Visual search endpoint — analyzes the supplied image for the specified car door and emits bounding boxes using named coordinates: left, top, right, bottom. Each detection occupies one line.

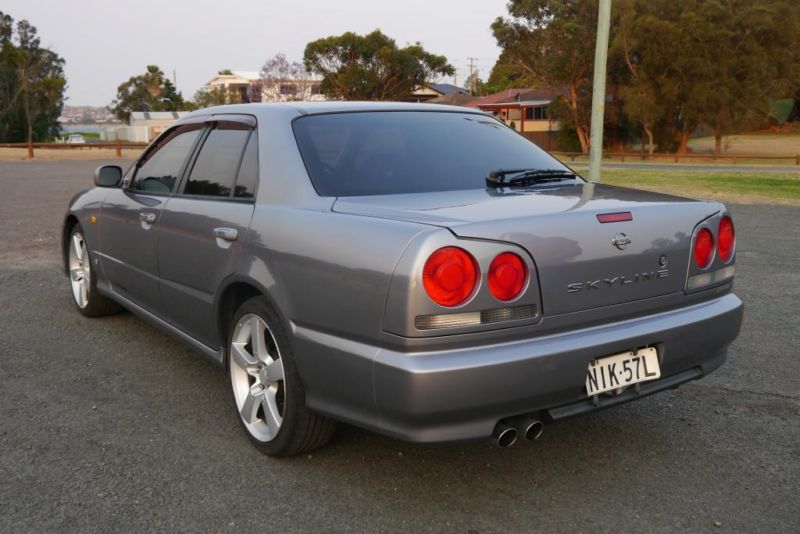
left=99, top=124, right=203, bottom=312
left=157, top=117, right=258, bottom=348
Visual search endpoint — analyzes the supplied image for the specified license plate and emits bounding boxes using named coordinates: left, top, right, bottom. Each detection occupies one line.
left=585, top=347, right=661, bottom=396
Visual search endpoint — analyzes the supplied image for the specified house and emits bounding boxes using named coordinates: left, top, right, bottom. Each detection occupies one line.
left=405, top=82, right=469, bottom=102
left=100, top=111, right=191, bottom=143
left=205, top=70, right=326, bottom=103
left=465, top=88, right=564, bottom=149
left=129, top=111, right=192, bottom=142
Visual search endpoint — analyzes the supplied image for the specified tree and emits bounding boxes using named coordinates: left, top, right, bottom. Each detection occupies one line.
left=303, top=30, right=454, bottom=100
left=192, top=85, right=236, bottom=108
left=492, top=1, right=601, bottom=153
left=110, top=65, right=192, bottom=122
left=0, top=11, right=66, bottom=143
left=260, top=53, right=311, bottom=101
left=617, top=0, right=800, bottom=154
left=484, top=48, right=537, bottom=94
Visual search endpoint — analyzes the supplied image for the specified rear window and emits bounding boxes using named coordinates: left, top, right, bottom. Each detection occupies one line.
left=292, top=111, right=568, bottom=197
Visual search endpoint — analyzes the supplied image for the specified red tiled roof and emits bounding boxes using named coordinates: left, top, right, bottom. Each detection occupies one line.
left=465, top=87, right=566, bottom=108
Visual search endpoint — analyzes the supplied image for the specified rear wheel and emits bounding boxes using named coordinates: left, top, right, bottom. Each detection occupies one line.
left=67, top=223, right=120, bottom=317
left=227, top=296, right=336, bottom=456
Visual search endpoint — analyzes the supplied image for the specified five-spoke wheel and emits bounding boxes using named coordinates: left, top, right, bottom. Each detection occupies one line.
left=68, top=230, right=91, bottom=309
left=229, top=313, right=287, bottom=442
left=66, top=223, right=119, bottom=317
left=227, top=297, right=336, bottom=455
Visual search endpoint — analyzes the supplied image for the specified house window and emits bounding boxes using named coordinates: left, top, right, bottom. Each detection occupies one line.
left=525, top=106, right=549, bottom=120
left=280, top=84, right=298, bottom=96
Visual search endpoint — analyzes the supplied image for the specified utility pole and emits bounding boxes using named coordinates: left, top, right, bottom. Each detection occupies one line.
left=588, top=0, right=612, bottom=182
left=466, top=57, right=478, bottom=95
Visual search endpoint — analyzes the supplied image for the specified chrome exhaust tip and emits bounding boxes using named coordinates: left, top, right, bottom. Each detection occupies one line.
left=523, top=419, right=544, bottom=441
left=493, top=422, right=518, bottom=447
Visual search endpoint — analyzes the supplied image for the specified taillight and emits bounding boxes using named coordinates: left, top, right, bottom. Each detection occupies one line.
left=718, top=216, right=735, bottom=262
left=488, top=252, right=527, bottom=301
left=422, top=247, right=478, bottom=307
left=694, top=228, right=714, bottom=269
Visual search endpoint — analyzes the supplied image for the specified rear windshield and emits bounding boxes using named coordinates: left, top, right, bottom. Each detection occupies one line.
left=292, top=111, right=570, bottom=196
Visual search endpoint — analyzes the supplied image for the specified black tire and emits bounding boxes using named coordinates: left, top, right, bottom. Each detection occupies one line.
left=227, top=296, right=336, bottom=456
left=67, top=223, right=121, bottom=317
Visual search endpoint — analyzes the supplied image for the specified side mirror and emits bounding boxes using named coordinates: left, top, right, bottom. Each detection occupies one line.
left=94, top=165, right=123, bottom=188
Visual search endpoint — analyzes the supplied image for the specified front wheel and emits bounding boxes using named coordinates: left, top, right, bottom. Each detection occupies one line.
left=227, top=296, right=336, bottom=456
left=67, top=223, right=120, bottom=317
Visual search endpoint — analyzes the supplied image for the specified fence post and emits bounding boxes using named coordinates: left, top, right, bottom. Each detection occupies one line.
left=27, top=140, right=33, bottom=159
left=796, top=154, right=799, bottom=166
left=115, top=140, right=122, bottom=158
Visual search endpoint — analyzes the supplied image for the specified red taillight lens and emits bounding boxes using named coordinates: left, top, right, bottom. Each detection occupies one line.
left=488, top=252, right=527, bottom=301
left=718, top=216, right=735, bottom=262
left=422, top=247, right=478, bottom=307
left=694, top=228, right=714, bottom=269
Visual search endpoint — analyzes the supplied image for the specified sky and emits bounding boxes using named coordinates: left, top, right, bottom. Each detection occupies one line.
left=2, top=0, right=509, bottom=107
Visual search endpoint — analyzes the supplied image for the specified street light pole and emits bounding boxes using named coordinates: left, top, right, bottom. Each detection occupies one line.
left=588, top=0, right=612, bottom=182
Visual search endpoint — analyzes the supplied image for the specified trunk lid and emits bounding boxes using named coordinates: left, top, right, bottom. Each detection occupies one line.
left=333, top=183, right=720, bottom=315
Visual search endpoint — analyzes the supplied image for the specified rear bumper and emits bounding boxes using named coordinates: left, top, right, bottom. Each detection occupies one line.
left=372, top=293, right=743, bottom=443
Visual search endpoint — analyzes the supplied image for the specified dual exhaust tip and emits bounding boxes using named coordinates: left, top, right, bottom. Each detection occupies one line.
left=493, top=417, right=544, bottom=447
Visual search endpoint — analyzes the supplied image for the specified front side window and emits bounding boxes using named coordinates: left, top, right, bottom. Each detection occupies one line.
left=132, top=127, right=201, bottom=194
left=292, top=111, right=569, bottom=197
left=184, top=126, right=251, bottom=198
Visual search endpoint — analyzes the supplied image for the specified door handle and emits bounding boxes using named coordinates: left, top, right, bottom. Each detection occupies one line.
left=213, top=227, right=238, bottom=242
left=139, top=212, right=157, bottom=224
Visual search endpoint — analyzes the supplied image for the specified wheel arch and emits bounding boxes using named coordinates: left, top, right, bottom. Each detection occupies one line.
left=214, top=276, right=292, bottom=368
left=62, top=214, right=80, bottom=274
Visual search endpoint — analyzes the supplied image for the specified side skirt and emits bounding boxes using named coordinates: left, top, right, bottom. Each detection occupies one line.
left=97, top=281, right=225, bottom=368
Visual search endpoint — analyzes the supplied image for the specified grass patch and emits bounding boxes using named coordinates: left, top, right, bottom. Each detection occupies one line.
left=574, top=168, right=800, bottom=205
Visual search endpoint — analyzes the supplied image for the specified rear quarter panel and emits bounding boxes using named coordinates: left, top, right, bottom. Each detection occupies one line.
left=242, top=206, right=427, bottom=426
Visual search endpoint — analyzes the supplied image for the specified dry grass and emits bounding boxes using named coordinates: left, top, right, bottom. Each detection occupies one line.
left=577, top=167, right=800, bottom=206
left=0, top=147, right=144, bottom=161
left=688, top=133, right=800, bottom=156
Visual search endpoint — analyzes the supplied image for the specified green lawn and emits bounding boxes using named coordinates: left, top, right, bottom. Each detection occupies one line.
left=574, top=168, right=800, bottom=205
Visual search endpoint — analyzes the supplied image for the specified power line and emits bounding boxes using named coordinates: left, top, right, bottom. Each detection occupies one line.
left=466, top=57, right=479, bottom=95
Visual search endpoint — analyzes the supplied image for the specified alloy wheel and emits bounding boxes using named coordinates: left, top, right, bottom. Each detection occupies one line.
left=229, top=314, right=287, bottom=442
left=68, top=231, right=91, bottom=308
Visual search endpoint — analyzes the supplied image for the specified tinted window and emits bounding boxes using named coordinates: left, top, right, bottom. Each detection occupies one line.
left=292, top=111, right=570, bottom=197
left=234, top=132, right=258, bottom=199
left=132, top=128, right=201, bottom=193
left=184, top=127, right=250, bottom=197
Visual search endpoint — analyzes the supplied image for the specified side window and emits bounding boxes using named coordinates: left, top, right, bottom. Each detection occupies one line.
left=184, top=125, right=250, bottom=198
left=132, top=127, right=201, bottom=193
left=234, top=131, right=258, bottom=199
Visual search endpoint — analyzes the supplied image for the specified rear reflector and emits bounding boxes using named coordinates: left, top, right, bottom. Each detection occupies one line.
left=686, top=265, right=735, bottom=290
left=415, top=304, right=538, bottom=330
left=597, top=212, right=633, bottom=223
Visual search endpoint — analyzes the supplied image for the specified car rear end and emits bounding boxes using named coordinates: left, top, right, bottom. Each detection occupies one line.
left=292, top=106, right=743, bottom=444
left=366, top=201, right=741, bottom=444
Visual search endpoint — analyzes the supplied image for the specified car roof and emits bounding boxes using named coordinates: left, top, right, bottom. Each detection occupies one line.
left=187, top=101, right=486, bottom=119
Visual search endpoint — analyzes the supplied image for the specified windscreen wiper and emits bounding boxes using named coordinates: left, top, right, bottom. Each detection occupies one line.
left=486, top=168, right=578, bottom=187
